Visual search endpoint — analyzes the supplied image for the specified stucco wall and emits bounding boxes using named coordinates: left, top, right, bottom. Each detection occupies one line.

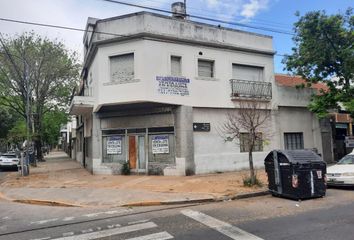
left=93, top=12, right=273, bottom=53
left=193, top=108, right=273, bottom=174
left=94, top=39, right=274, bottom=110
left=275, top=107, right=323, bottom=155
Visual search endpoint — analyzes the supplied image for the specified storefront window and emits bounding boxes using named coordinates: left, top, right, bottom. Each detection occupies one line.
left=102, top=135, right=126, bottom=163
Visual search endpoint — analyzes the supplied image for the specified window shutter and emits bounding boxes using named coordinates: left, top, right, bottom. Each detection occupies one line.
left=232, top=64, right=263, bottom=81
left=110, top=53, right=134, bottom=82
left=171, top=56, right=182, bottom=76
left=198, top=60, right=214, bottom=77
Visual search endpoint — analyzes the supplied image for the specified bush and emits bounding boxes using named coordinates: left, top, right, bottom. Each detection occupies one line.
left=121, top=162, right=130, bottom=175
left=243, top=175, right=263, bottom=187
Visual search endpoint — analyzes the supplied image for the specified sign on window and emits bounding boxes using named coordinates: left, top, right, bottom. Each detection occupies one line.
left=152, top=135, right=169, bottom=154
left=107, top=136, right=122, bottom=155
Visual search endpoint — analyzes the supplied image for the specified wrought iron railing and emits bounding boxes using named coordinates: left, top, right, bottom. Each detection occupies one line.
left=230, top=79, right=272, bottom=100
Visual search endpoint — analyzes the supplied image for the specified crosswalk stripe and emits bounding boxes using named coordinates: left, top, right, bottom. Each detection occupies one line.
left=125, top=231, right=174, bottom=240
left=52, top=222, right=157, bottom=240
left=181, top=209, right=263, bottom=240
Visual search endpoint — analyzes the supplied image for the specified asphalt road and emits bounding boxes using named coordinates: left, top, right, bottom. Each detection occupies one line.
left=0, top=188, right=353, bottom=240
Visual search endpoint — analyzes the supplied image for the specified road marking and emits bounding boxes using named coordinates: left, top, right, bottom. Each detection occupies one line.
left=81, top=228, right=93, bottom=233
left=52, top=222, right=157, bottom=240
left=107, top=224, right=121, bottom=229
left=181, top=209, right=263, bottom=240
left=83, top=209, right=129, bottom=218
left=30, top=209, right=130, bottom=225
left=128, top=219, right=150, bottom=225
left=62, top=232, right=74, bottom=237
left=31, top=218, right=59, bottom=225
left=30, top=237, right=51, bottom=240
left=125, top=231, right=174, bottom=240
left=63, top=217, right=75, bottom=221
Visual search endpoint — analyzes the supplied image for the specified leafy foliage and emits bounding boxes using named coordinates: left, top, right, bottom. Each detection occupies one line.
left=283, top=8, right=354, bottom=117
left=0, top=32, right=80, bottom=161
left=42, top=109, right=69, bottom=146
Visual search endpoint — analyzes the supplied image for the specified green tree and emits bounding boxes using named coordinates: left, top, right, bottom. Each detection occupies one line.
left=0, top=106, right=18, bottom=139
left=0, top=32, right=80, bottom=164
left=283, top=8, right=354, bottom=118
left=42, top=109, right=69, bottom=147
left=7, top=120, right=26, bottom=145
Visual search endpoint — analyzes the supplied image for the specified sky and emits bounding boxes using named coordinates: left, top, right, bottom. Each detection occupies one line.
left=0, top=0, right=352, bottom=73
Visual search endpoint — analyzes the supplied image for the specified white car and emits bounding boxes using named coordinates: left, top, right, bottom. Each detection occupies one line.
left=0, top=153, right=20, bottom=169
left=327, top=150, right=354, bottom=186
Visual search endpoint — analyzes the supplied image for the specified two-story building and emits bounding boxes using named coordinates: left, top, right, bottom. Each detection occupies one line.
left=69, top=3, right=326, bottom=175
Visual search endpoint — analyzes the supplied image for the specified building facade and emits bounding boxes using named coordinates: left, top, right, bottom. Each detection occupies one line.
left=69, top=8, right=325, bottom=175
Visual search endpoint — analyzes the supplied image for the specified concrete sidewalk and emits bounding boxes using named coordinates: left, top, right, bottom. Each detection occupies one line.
left=0, top=151, right=268, bottom=208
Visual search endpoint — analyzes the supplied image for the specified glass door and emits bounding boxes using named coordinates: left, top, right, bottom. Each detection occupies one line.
left=137, top=136, right=146, bottom=171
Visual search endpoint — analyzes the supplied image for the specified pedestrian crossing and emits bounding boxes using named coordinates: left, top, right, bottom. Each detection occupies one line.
left=28, top=209, right=263, bottom=240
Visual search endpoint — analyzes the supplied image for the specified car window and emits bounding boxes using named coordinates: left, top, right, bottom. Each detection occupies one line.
left=1, top=154, right=17, bottom=158
left=338, top=155, right=354, bottom=165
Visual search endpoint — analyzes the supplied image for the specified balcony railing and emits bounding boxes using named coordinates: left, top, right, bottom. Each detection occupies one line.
left=230, top=79, right=272, bottom=100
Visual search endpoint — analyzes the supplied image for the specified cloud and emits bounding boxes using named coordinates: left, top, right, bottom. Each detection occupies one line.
left=241, top=0, right=269, bottom=18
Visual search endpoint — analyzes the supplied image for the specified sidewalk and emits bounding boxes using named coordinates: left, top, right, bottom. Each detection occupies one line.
left=0, top=151, right=268, bottom=208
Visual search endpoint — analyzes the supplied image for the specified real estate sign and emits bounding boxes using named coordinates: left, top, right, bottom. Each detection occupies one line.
left=156, top=76, right=190, bottom=96
left=152, top=135, right=169, bottom=154
left=345, top=136, right=354, bottom=148
left=107, top=136, right=122, bottom=154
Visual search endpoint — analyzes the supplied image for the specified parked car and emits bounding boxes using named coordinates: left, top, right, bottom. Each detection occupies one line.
left=0, top=153, right=20, bottom=170
left=327, top=150, right=354, bottom=186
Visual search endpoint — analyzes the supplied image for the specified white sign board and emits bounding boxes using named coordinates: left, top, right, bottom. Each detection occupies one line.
left=152, top=135, right=169, bottom=154
left=345, top=136, right=354, bottom=148
left=156, top=76, right=190, bottom=96
left=107, top=136, right=122, bottom=155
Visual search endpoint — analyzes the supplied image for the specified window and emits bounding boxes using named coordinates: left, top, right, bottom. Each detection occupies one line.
left=102, top=135, right=126, bottom=163
left=232, top=64, right=263, bottom=82
left=240, top=133, right=263, bottom=152
left=198, top=59, right=214, bottom=78
left=110, top=53, right=134, bottom=82
left=171, top=56, right=182, bottom=76
left=284, top=132, right=304, bottom=150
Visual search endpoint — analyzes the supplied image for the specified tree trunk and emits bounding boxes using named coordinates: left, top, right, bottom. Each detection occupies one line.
left=248, top=147, right=256, bottom=185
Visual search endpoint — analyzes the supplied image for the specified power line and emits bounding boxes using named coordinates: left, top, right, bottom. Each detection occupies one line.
left=0, top=17, right=127, bottom=38
left=101, top=0, right=294, bottom=35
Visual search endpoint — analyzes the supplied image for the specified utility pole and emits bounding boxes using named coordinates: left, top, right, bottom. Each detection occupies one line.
left=23, top=60, right=31, bottom=175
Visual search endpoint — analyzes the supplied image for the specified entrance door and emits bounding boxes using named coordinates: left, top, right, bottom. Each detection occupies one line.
left=129, top=136, right=137, bottom=169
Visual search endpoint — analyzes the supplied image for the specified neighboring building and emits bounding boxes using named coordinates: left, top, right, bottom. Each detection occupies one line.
left=330, top=111, right=353, bottom=160
left=69, top=4, right=324, bottom=175
left=59, top=116, right=77, bottom=157
left=274, top=74, right=333, bottom=162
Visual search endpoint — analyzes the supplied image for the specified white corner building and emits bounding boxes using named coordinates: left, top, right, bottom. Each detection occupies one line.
left=69, top=3, right=326, bottom=175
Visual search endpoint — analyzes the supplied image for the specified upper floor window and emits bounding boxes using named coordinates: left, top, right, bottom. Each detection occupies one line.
left=232, top=64, right=263, bottom=82
left=198, top=59, right=214, bottom=78
left=110, top=53, right=134, bottom=83
left=171, top=56, right=182, bottom=76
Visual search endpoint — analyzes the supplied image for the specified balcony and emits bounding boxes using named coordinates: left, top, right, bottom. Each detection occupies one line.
left=69, top=96, right=95, bottom=115
left=230, top=79, right=272, bottom=100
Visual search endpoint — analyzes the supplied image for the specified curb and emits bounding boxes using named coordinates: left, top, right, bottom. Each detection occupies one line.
left=0, top=190, right=269, bottom=208
left=122, top=191, right=269, bottom=207
left=12, top=199, right=85, bottom=208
